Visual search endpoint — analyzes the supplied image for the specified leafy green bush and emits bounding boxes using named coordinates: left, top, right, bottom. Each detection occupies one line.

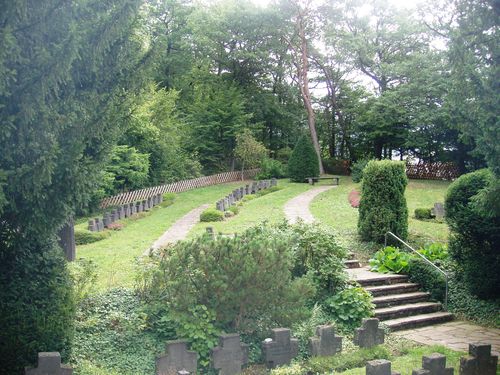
left=417, top=243, right=448, bottom=262
left=69, top=259, right=98, bottom=304
left=75, top=228, right=111, bottom=245
left=288, top=135, right=320, bottom=182
left=0, top=242, right=75, bottom=374
left=200, top=208, right=224, bottom=222
left=358, top=160, right=408, bottom=242
left=241, top=194, right=256, bottom=202
left=323, top=286, right=374, bottom=331
left=228, top=205, right=239, bottom=215
left=408, top=258, right=446, bottom=301
left=322, top=158, right=349, bottom=175
left=369, top=246, right=411, bottom=274
left=292, top=304, right=329, bottom=359
left=141, top=225, right=315, bottom=337
left=275, top=147, right=292, bottom=164
left=414, top=208, right=432, bottom=220
left=256, top=158, right=287, bottom=179
left=351, top=159, right=371, bottom=183
left=445, top=169, right=500, bottom=299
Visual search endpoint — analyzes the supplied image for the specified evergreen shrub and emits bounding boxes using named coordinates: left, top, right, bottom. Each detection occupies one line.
left=358, top=160, right=408, bottom=242
left=445, top=169, right=500, bottom=299
left=407, top=258, right=446, bottom=301
left=75, top=228, right=111, bottom=245
left=414, top=208, right=432, bottom=220
left=350, top=159, right=371, bottom=183
left=256, top=158, right=286, bottom=179
left=200, top=208, right=224, bottom=222
left=288, top=135, right=320, bottom=182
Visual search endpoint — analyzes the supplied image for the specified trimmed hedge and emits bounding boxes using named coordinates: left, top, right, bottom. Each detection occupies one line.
left=445, top=169, right=500, bottom=299
left=414, top=208, right=432, bottom=220
left=75, top=229, right=111, bottom=245
left=408, top=258, right=446, bottom=301
left=288, top=135, right=319, bottom=182
left=358, top=160, right=408, bottom=243
left=200, top=208, right=224, bottom=222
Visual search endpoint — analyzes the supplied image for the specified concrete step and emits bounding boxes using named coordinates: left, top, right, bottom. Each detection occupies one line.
left=355, top=273, right=409, bottom=287
left=365, top=282, right=420, bottom=296
left=375, top=302, right=442, bottom=320
left=383, top=312, right=454, bottom=331
left=373, top=291, right=430, bottom=308
left=344, top=259, right=362, bottom=269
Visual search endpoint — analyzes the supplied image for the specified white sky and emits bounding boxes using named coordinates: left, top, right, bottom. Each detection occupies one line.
left=250, top=0, right=425, bottom=9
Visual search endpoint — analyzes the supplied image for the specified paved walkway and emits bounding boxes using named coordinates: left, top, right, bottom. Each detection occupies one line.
left=284, top=185, right=335, bottom=223
left=393, top=321, right=500, bottom=354
left=143, top=203, right=210, bottom=255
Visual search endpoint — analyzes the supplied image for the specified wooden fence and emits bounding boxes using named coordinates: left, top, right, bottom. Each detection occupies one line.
left=100, top=169, right=259, bottom=208
left=406, top=162, right=459, bottom=180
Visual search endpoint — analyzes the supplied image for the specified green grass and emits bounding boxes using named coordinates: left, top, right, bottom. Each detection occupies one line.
left=187, top=180, right=312, bottom=238
left=310, top=177, right=450, bottom=260
left=76, top=181, right=247, bottom=289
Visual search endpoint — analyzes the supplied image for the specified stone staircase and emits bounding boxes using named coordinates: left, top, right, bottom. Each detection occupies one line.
left=345, top=255, right=453, bottom=331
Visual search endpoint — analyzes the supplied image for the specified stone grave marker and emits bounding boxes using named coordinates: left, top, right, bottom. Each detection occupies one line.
left=228, top=194, right=234, bottom=205
left=130, top=202, right=136, bottom=215
left=412, top=353, right=454, bottom=375
left=366, top=359, right=401, bottom=375
left=95, top=217, right=104, bottom=231
left=103, top=212, right=111, bottom=227
left=124, top=204, right=131, bottom=218
left=239, top=187, right=245, bottom=197
left=245, top=185, right=250, bottom=195
left=143, top=199, right=150, bottom=211
left=57, top=219, right=76, bottom=261
left=211, top=333, right=249, bottom=375
left=271, top=178, right=277, bottom=187
left=25, top=352, right=72, bottom=375
left=354, top=318, right=384, bottom=348
left=223, top=198, right=229, bottom=211
left=431, top=203, right=445, bottom=220
left=156, top=340, right=197, bottom=375
left=119, top=205, right=126, bottom=219
left=110, top=209, right=118, bottom=222
left=309, top=325, right=342, bottom=357
left=251, top=182, right=257, bottom=194
left=158, top=194, right=163, bottom=203
left=137, top=201, right=143, bottom=213
left=459, top=343, right=498, bottom=375
left=148, top=197, right=153, bottom=208
left=216, top=201, right=224, bottom=211
left=88, top=219, right=97, bottom=232
left=262, top=328, right=299, bottom=369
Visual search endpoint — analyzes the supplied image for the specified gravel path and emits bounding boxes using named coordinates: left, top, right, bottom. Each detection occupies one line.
left=143, top=203, right=210, bottom=255
left=283, top=185, right=335, bottom=224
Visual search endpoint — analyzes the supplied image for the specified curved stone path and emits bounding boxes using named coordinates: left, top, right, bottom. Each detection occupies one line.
left=143, top=203, right=211, bottom=255
left=284, top=185, right=335, bottom=224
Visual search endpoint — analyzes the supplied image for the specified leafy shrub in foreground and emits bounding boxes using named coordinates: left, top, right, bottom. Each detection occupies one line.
left=323, top=286, right=374, bottom=331
left=414, top=208, right=432, bottom=220
left=369, top=246, right=411, bottom=274
left=200, top=208, right=224, bottom=222
left=288, top=135, right=319, bottom=182
left=445, top=169, right=500, bottom=299
left=358, top=160, right=408, bottom=242
left=351, top=159, right=371, bottom=183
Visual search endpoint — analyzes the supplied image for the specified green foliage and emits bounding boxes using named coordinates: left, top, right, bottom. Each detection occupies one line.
left=323, top=286, right=374, bottom=331
left=369, top=246, right=411, bottom=274
left=445, top=169, right=500, bottom=299
left=200, top=208, right=225, bottom=222
left=255, top=185, right=283, bottom=197
left=141, top=224, right=315, bottom=337
left=322, top=158, right=349, bottom=175
left=292, top=304, right=329, bottom=359
left=288, top=135, right=320, bottom=182
left=275, top=147, right=293, bottom=164
left=417, top=243, right=448, bottom=262
left=174, top=305, right=219, bottom=368
left=75, top=229, right=111, bottom=245
left=105, top=145, right=150, bottom=194
left=256, top=158, right=287, bottom=179
left=69, top=259, right=98, bottom=305
left=228, top=205, right=240, bottom=215
left=235, top=129, right=268, bottom=174
left=351, top=159, right=371, bottom=183
left=408, top=258, right=446, bottom=302
left=160, top=193, right=177, bottom=208
left=72, top=288, right=162, bottom=375
left=0, top=240, right=75, bottom=374
left=414, top=208, right=432, bottom=220
left=358, top=160, right=408, bottom=242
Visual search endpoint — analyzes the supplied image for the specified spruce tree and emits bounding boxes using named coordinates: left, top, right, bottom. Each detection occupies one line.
left=288, top=135, right=320, bottom=182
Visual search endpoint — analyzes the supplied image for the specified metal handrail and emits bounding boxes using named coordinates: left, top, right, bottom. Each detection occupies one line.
left=384, top=231, right=448, bottom=310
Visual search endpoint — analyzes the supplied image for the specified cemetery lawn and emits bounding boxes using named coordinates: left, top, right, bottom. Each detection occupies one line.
left=76, top=181, right=246, bottom=289
left=187, top=180, right=312, bottom=238
left=310, top=177, right=450, bottom=261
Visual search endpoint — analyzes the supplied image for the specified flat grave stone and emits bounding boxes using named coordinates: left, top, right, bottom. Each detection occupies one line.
left=25, top=352, right=72, bottom=375
left=459, top=343, right=497, bottom=375
left=211, top=333, right=249, bottom=375
left=156, top=340, right=197, bottom=375
left=412, top=353, right=454, bottom=375
left=309, top=325, right=342, bottom=357
left=354, top=318, right=384, bottom=348
left=366, top=359, right=401, bottom=375
left=262, top=328, right=299, bottom=369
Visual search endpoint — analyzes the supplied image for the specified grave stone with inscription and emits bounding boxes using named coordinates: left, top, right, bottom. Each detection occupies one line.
left=412, top=353, right=454, bottom=375
left=95, top=218, right=104, bottom=231
left=88, top=219, right=97, bottom=232
left=431, top=203, right=445, bottom=220
left=156, top=340, right=197, bottom=375
left=459, top=343, right=497, bottom=375
left=25, top=352, right=72, bottom=375
left=354, top=318, right=384, bottom=348
left=211, top=334, right=249, bottom=375
left=309, top=325, right=342, bottom=357
left=366, top=359, right=401, bottom=375
left=262, top=328, right=299, bottom=369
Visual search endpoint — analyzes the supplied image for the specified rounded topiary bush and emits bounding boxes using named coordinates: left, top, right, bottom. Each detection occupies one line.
left=0, top=237, right=75, bottom=374
left=74, top=228, right=111, bottom=245
left=200, top=208, right=224, bottom=222
left=414, top=208, right=432, bottom=220
left=358, top=160, right=408, bottom=243
left=445, top=169, right=500, bottom=299
left=288, top=135, right=319, bottom=182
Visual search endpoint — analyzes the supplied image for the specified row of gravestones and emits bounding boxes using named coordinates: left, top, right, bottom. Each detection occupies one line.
left=215, top=179, right=277, bottom=212
left=24, top=318, right=498, bottom=375
left=87, top=194, right=164, bottom=231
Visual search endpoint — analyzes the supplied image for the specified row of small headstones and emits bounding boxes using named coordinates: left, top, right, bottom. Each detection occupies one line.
left=24, top=318, right=498, bottom=375
left=215, top=179, right=277, bottom=212
left=87, top=194, right=163, bottom=231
